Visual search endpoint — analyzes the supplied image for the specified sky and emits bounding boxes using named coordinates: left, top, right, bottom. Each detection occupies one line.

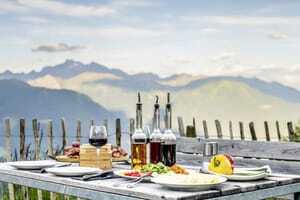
left=1, top=0, right=300, bottom=90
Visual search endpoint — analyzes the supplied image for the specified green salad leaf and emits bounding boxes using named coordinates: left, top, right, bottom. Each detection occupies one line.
left=141, top=163, right=170, bottom=174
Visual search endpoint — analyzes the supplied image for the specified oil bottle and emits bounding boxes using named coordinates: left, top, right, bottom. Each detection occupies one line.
left=161, top=93, right=176, bottom=166
left=131, top=92, right=147, bottom=169
left=150, top=96, right=162, bottom=164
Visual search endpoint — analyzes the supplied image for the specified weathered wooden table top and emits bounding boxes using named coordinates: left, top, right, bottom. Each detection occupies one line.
left=0, top=162, right=300, bottom=200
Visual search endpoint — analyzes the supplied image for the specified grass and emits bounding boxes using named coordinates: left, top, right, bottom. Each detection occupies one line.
left=1, top=183, right=78, bottom=200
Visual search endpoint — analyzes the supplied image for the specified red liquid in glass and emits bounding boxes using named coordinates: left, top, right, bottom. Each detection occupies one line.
left=89, top=138, right=107, bottom=147
left=150, top=142, right=161, bottom=164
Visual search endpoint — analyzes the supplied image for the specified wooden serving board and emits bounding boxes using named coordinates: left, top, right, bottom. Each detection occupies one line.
left=112, top=156, right=129, bottom=162
left=56, top=155, right=79, bottom=163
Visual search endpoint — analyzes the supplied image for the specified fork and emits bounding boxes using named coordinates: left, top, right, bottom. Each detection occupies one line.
left=113, top=173, right=151, bottom=187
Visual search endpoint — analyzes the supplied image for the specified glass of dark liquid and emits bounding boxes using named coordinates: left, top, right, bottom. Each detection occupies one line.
left=89, top=125, right=108, bottom=147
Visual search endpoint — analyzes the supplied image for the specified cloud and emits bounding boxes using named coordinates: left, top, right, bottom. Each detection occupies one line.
left=32, top=43, right=85, bottom=53
left=1, top=0, right=158, bottom=18
left=111, top=0, right=160, bottom=8
left=268, top=32, right=288, bottom=40
left=1, top=0, right=116, bottom=17
left=181, top=15, right=300, bottom=26
left=211, top=52, right=237, bottom=62
left=18, top=16, right=49, bottom=24
left=47, top=26, right=164, bottom=39
left=0, top=1, right=28, bottom=13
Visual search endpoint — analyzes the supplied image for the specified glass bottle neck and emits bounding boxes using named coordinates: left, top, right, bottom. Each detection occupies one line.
left=136, top=104, right=143, bottom=129
left=165, top=105, right=172, bottom=129
left=153, top=107, right=160, bottom=130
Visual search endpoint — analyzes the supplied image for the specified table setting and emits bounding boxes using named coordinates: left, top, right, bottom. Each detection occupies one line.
left=2, top=93, right=299, bottom=200
left=4, top=93, right=275, bottom=192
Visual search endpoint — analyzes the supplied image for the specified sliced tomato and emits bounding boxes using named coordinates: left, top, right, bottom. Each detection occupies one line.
left=224, top=154, right=234, bottom=170
left=124, top=171, right=142, bottom=177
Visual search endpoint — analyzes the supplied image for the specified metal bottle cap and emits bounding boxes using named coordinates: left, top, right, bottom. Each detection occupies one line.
left=203, top=142, right=218, bottom=156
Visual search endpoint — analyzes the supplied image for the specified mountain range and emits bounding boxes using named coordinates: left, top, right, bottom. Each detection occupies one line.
left=1, top=59, right=300, bottom=139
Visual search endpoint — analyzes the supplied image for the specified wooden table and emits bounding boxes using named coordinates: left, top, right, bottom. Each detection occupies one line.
left=0, top=163, right=300, bottom=200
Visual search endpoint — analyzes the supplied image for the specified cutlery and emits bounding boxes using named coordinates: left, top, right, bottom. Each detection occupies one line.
left=81, top=170, right=114, bottom=181
left=113, top=173, right=152, bottom=188
left=126, top=176, right=147, bottom=188
left=71, top=170, right=118, bottom=181
left=40, top=163, right=72, bottom=173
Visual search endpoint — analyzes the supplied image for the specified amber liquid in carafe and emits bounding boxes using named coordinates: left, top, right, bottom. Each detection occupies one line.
left=131, top=142, right=147, bottom=169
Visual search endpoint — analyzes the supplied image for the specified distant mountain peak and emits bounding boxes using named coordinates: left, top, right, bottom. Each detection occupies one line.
left=62, top=59, right=83, bottom=67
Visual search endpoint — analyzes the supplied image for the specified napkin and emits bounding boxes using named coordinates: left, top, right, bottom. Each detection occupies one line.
left=233, top=165, right=272, bottom=176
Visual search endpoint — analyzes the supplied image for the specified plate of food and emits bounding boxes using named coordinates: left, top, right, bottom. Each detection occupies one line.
left=56, top=142, right=80, bottom=163
left=152, top=173, right=227, bottom=191
left=115, top=163, right=191, bottom=181
left=207, top=154, right=271, bottom=181
left=46, top=167, right=101, bottom=177
left=114, top=169, right=148, bottom=180
left=8, top=160, right=56, bottom=170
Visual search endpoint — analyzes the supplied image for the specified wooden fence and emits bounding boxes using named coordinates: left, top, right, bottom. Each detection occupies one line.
left=177, top=117, right=299, bottom=142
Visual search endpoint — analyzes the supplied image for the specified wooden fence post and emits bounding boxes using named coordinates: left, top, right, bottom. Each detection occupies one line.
left=130, top=118, right=135, bottom=137
left=264, top=121, right=271, bottom=141
left=193, top=118, right=196, bottom=134
left=287, top=121, right=295, bottom=142
left=202, top=120, right=209, bottom=139
left=103, top=119, right=108, bottom=133
left=61, top=118, right=67, bottom=151
left=229, top=121, right=234, bottom=140
left=46, top=120, right=57, bottom=200
left=239, top=122, right=245, bottom=140
left=76, top=120, right=81, bottom=142
left=20, top=119, right=26, bottom=161
left=215, top=120, right=223, bottom=139
left=4, top=118, right=15, bottom=200
left=33, top=119, right=43, bottom=200
left=249, top=122, right=257, bottom=141
left=129, top=118, right=135, bottom=154
left=32, top=119, right=41, bottom=160
left=275, top=121, right=281, bottom=141
left=19, top=118, right=29, bottom=200
left=186, top=126, right=196, bottom=138
left=47, top=120, right=54, bottom=157
left=90, top=120, right=94, bottom=127
left=177, top=117, right=185, bottom=136
left=116, top=118, right=121, bottom=147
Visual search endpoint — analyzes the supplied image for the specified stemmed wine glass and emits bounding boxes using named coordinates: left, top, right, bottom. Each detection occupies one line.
left=89, top=125, right=108, bottom=166
left=89, top=125, right=108, bottom=147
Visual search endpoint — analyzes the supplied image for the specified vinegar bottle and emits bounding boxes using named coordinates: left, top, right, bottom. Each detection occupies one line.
left=161, top=93, right=176, bottom=166
left=131, top=92, right=147, bottom=169
left=150, top=96, right=162, bottom=164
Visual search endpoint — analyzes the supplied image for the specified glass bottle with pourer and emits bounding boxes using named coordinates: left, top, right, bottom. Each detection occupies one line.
left=161, top=93, right=176, bottom=166
left=150, top=96, right=162, bottom=164
left=131, top=92, right=147, bottom=170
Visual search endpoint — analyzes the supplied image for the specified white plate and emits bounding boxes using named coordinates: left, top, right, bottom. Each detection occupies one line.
left=8, top=160, right=56, bottom=170
left=208, top=168, right=270, bottom=181
left=152, top=173, right=227, bottom=191
left=46, top=167, right=101, bottom=177
left=220, top=172, right=269, bottom=181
